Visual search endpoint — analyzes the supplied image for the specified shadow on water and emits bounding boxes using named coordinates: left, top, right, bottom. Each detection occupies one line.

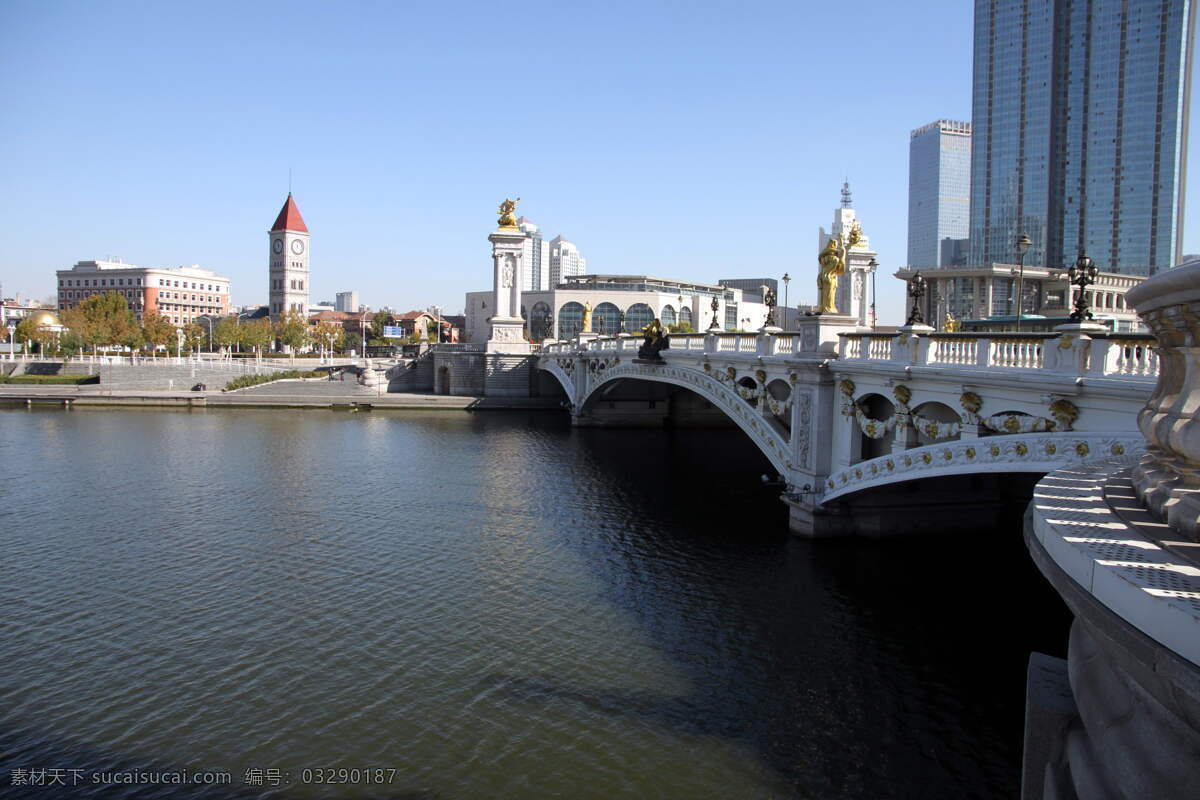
left=513, top=421, right=1074, bottom=799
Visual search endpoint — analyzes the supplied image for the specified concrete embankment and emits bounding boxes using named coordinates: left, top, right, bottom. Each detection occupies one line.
left=0, top=386, right=563, bottom=412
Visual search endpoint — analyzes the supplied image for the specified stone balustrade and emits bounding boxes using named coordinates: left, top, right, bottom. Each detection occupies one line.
left=542, top=329, right=1159, bottom=381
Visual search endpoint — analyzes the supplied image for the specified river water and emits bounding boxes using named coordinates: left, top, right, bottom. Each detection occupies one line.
left=0, top=408, right=1069, bottom=799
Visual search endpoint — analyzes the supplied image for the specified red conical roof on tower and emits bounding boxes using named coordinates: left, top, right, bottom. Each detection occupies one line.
left=270, top=193, right=308, bottom=233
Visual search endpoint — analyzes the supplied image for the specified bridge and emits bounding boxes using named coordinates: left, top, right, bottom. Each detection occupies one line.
left=538, top=324, right=1156, bottom=535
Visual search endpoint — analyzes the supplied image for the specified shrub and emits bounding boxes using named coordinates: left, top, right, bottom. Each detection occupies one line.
left=223, top=369, right=325, bottom=391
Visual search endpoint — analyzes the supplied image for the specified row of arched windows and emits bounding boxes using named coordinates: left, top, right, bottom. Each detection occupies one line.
left=527, top=302, right=692, bottom=340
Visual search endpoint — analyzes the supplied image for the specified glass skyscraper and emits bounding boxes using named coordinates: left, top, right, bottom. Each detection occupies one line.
left=970, top=0, right=1195, bottom=275
left=908, top=120, right=973, bottom=268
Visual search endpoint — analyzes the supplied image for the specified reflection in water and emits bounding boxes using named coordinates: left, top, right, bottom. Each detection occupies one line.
left=0, top=408, right=1069, bottom=799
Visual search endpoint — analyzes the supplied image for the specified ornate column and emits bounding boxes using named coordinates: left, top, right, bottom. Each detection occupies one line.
left=486, top=198, right=531, bottom=355
left=1126, top=261, right=1200, bottom=537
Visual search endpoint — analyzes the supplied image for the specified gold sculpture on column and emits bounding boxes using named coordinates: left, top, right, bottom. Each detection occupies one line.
left=497, top=198, right=521, bottom=231
left=581, top=301, right=593, bottom=333
left=816, top=237, right=847, bottom=314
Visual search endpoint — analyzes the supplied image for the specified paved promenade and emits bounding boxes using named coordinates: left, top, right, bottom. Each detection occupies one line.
left=0, top=379, right=562, bottom=411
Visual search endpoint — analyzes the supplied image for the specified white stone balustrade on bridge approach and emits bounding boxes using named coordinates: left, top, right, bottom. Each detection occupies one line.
left=538, top=325, right=1157, bottom=536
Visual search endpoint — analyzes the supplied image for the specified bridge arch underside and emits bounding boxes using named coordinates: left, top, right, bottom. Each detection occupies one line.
left=816, top=472, right=1045, bottom=538
left=574, top=375, right=790, bottom=476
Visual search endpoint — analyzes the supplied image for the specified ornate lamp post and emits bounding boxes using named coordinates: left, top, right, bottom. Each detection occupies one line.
left=1068, top=252, right=1100, bottom=322
left=708, top=296, right=720, bottom=331
left=781, top=273, right=790, bottom=329
left=868, top=257, right=878, bottom=330
left=905, top=271, right=928, bottom=326
left=1015, top=232, right=1031, bottom=331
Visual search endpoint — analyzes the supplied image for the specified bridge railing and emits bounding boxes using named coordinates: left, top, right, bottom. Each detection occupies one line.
left=540, top=329, right=1158, bottom=380
left=840, top=331, right=1157, bottom=378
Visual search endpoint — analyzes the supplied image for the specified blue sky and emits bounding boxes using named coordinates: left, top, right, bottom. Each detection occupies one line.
left=0, top=0, right=1194, bottom=323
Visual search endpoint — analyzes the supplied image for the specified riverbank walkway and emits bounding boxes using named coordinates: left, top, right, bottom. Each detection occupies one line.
left=0, top=380, right=562, bottom=411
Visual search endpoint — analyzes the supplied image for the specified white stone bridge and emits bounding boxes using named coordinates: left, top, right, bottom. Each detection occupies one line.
left=538, top=322, right=1157, bottom=535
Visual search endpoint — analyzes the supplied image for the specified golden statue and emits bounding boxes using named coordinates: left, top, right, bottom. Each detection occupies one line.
left=497, top=197, right=521, bottom=231
left=847, top=220, right=868, bottom=249
left=816, top=237, right=846, bottom=313
left=581, top=301, right=593, bottom=334
left=944, top=312, right=961, bottom=332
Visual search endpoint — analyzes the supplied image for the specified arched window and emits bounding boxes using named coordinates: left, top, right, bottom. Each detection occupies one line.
left=660, top=304, right=677, bottom=326
left=558, top=301, right=585, bottom=339
left=593, top=302, right=621, bottom=334
left=529, top=302, right=552, bottom=341
left=680, top=305, right=693, bottom=326
left=624, top=303, right=654, bottom=333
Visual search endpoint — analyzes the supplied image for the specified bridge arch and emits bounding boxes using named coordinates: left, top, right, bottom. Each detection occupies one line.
left=821, top=432, right=1145, bottom=506
left=911, top=400, right=961, bottom=444
left=576, top=364, right=793, bottom=476
left=852, top=392, right=895, bottom=461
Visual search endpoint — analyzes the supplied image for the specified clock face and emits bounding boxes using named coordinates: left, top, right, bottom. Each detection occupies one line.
left=290, top=239, right=305, bottom=255
left=272, top=239, right=283, bottom=254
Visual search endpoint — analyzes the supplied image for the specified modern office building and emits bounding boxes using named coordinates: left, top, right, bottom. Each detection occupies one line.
left=969, top=0, right=1196, bottom=275
left=518, top=217, right=551, bottom=291
left=908, top=120, right=972, bottom=269
left=548, top=235, right=587, bottom=287
left=56, top=259, right=232, bottom=325
left=335, top=291, right=359, bottom=313
left=268, top=193, right=310, bottom=318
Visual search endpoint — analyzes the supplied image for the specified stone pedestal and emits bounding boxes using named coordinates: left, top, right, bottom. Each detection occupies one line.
left=796, top=314, right=859, bottom=354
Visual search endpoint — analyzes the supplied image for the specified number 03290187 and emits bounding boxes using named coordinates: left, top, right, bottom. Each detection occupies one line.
left=301, top=768, right=398, bottom=785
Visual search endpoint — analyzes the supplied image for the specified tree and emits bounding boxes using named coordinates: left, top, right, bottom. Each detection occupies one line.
left=213, top=317, right=242, bottom=352
left=14, top=317, right=54, bottom=355
left=369, top=311, right=390, bottom=340
left=343, top=331, right=362, bottom=354
left=141, top=312, right=175, bottom=357
left=667, top=322, right=694, bottom=334
left=63, top=292, right=138, bottom=354
left=241, top=318, right=274, bottom=356
left=275, top=310, right=309, bottom=358
left=182, top=322, right=205, bottom=353
left=118, top=323, right=144, bottom=355
left=59, top=330, right=84, bottom=358
left=311, top=320, right=344, bottom=356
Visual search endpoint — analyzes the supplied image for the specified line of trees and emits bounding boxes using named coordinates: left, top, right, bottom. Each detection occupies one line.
left=18, top=292, right=385, bottom=358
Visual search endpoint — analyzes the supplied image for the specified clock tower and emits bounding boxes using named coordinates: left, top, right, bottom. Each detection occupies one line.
left=268, top=193, right=310, bottom=320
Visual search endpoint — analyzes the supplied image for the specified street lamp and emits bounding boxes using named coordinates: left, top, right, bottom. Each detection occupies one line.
left=361, top=310, right=369, bottom=359
left=1015, top=232, right=1031, bottom=332
left=781, top=273, right=790, bottom=330
left=1067, top=252, right=1100, bottom=322
left=708, top=296, right=720, bottom=331
left=905, top=271, right=928, bottom=326
left=868, top=258, right=878, bottom=330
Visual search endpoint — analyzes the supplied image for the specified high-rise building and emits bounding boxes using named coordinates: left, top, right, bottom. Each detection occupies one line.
left=335, top=291, right=359, bottom=313
left=969, top=0, right=1195, bottom=275
left=908, top=120, right=972, bottom=268
left=548, top=235, right=587, bottom=287
left=268, top=193, right=310, bottom=318
left=518, top=217, right=551, bottom=291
